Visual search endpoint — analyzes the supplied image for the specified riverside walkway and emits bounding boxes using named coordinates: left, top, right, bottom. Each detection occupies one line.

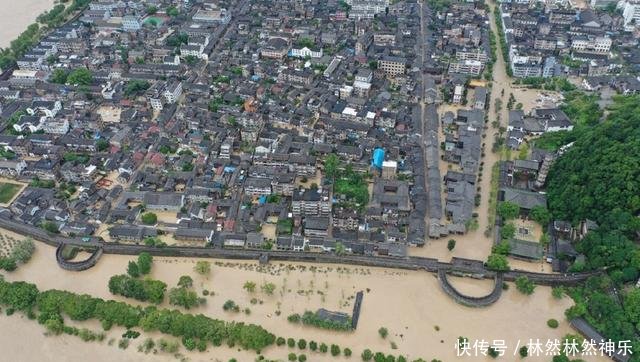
left=0, top=218, right=601, bottom=307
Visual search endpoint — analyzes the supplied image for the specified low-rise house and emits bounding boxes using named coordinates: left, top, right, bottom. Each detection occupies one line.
left=304, top=216, right=330, bottom=237
left=109, top=225, right=157, bottom=242
left=143, top=192, right=185, bottom=211
left=174, top=228, right=214, bottom=243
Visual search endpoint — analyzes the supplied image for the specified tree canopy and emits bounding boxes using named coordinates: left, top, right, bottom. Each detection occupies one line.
left=66, top=68, right=93, bottom=86
left=547, top=95, right=640, bottom=229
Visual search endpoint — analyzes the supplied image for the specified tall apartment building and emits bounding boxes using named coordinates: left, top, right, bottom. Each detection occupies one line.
left=622, top=0, right=640, bottom=31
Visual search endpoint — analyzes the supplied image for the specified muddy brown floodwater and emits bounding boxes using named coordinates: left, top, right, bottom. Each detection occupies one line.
left=0, top=0, right=55, bottom=48
left=0, top=240, right=607, bottom=362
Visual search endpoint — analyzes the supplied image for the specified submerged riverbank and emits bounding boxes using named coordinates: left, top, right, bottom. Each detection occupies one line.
left=0, top=236, right=607, bottom=362
left=0, top=0, right=55, bottom=48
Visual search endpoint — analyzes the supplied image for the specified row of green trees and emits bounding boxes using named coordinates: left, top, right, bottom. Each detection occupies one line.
left=0, top=276, right=276, bottom=352
left=360, top=349, right=430, bottom=362
left=0, top=0, right=91, bottom=70
left=287, top=310, right=353, bottom=331
left=493, top=8, right=512, bottom=77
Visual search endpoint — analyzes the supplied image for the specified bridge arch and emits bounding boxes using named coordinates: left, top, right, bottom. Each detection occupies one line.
left=438, top=269, right=503, bottom=307
left=55, top=244, right=103, bottom=271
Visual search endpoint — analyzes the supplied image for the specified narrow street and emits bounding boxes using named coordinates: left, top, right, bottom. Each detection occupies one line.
left=412, top=1, right=526, bottom=264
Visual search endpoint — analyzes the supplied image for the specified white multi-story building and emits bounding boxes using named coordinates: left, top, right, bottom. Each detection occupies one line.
left=456, top=49, right=489, bottom=64
left=622, top=0, right=640, bottom=30
left=346, top=0, right=389, bottom=19
left=41, top=119, right=70, bottom=134
left=448, top=60, right=483, bottom=76
left=219, top=138, right=233, bottom=159
left=292, top=188, right=331, bottom=216
left=192, top=9, right=231, bottom=24
left=163, top=81, right=183, bottom=104
left=181, top=44, right=207, bottom=60
left=122, top=15, right=141, bottom=32
left=289, top=46, right=323, bottom=58
left=571, top=36, right=612, bottom=54
left=452, top=85, right=464, bottom=104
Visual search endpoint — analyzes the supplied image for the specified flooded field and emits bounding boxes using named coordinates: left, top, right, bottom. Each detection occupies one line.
left=0, top=239, right=606, bottom=362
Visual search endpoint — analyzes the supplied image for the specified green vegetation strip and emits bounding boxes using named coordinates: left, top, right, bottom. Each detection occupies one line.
left=493, top=8, right=512, bottom=77
left=544, top=95, right=640, bottom=351
left=0, top=0, right=92, bottom=71
left=0, top=276, right=276, bottom=352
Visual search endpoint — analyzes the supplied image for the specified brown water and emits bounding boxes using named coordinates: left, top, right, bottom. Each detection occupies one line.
left=0, top=0, right=54, bottom=48
left=0, top=239, right=607, bottom=362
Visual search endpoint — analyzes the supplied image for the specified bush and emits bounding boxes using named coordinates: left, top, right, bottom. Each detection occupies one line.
left=551, top=287, right=564, bottom=299
left=331, top=344, right=341, bottom=356
left=118, top=339, right=129, bottom=349
left=276, top=337, right=286, bottom=346
left=261, top=282, right=276, bottom=295
left=519, top=345, right=528, bottom=357
left=126, top=261, right=140, bottom=278
left=182, top=337, right=196, bottom=350
left=298, top=339, right=307, bottom=349
left=500, top=222, right=516, bottom=240
left=287, top=338, right=296, bottom=348
left=498, top=201, right=520, bottom=220
left=194, top=261, right=211, bottom=276
left=0, top=257, right=17, bottom=272
left=11, top=238, right=35, bottom=264
left=140, top=212, right=157, bottom=225
left=547, top=319, right=559, bottom=328
left=298, top=354, right=307, bottom=362
left=378, top=327, right=389, bottom=339
left=158, top=339, right=180, bottom=353
left=319, top=343, right=328, bottom=353
left=362, top=349, right=373, bottom=360
left=288, top=353, right=297, bottom=361
left=288, top=313, right=301, bottom=323
left=309, top=341, right=317, bottom=351
left=137, top=252, right=152, bottom=275
left=486, top=253, right=510, bottom=271
left=344, top=347, right=352, bottom=357
left=222, top=300, right=239, bottom=312
left=515, top=276, right=536, bottom=295
left=488, top=347, right=499, bottom=358
left=169, top=287, right=202, bottom=309
left=140, top=338, right=155, bottom=353
left=447, top=239, right=456, bottom=251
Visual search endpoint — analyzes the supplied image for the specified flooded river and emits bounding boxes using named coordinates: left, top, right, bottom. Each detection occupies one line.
left=0, top=238, right=607, bottom=362
left=0, top=0, right=54, bottom=48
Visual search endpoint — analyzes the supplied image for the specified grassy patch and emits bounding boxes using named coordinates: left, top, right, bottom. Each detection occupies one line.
left=0, top=183, right=21, bottom=203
